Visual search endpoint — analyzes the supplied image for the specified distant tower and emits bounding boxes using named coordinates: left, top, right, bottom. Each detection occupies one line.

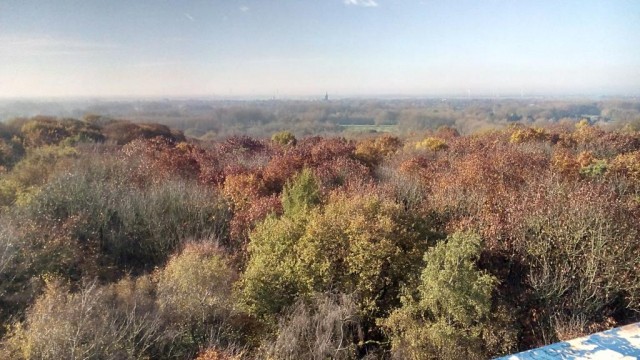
left=324, top=92, right=329, bottom=101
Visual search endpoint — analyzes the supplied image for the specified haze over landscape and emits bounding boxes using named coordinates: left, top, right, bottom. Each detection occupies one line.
left=4, top=2, right=640, bottom=359
left=1, top=0, right=639, bottom=98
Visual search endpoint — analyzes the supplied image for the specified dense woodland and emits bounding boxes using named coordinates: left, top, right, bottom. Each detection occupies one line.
left=2, top=98, right=640, bottom=139
left=0, top=110, right=639, bottom=359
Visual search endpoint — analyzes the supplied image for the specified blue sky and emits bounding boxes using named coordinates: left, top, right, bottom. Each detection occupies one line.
left=0, top=0, right=638, bottom=98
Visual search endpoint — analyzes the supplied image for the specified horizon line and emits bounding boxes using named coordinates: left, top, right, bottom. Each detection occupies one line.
left=1, top=92, right=638, bottom=102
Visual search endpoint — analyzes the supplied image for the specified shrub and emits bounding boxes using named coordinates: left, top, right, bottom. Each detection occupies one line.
left=0, top=137, right=25, bottom=170
left=434, top=126, right=460, bottom=139
left=157, top=243, right=235, bottom=321
left=0, top=145, right=77, bottom=208
left=382, top=232, right=508, bottom=360
left=259, top=293, right=361, bottom=359
left=20, top=116, right=104, bottom=148
left=262, top=137, right=356, bottom=192
left=103, top=121, right=184, bottom=145
left=223, top=173, right=267, bottom=211
left=271, top=131, right=297, bottom=146
left=15, top=156, right=230, bottom=273
left=354, top=135, right=402, bottom=166
left=228, top=194, right=282, bottom=256
left=572, top=120, right=604, bottom=147
left=295, top=193, right=431, bottom=315
left=281, top=168, right=321, bottom=216
left=517, top=181, right=640, bottom=342
left=241, top=192, right=433, bottom=328
left=609, top=150, right=640, bottom=184
left=240, top=214, right=308, bottom=320
left=314, top=156, right=373, bottom=191
left=2, top=278, right=161, bottom=360
left=551, top=147, right=580, bottom=178
left=415, top=137, right=448, bottom=151
left=509, top=127, right=549, bottom=144
left=120, top=138, right=202, bottom=184
left=0, top=216, right=86, bottom=339
left=579, top=159, right=608, bottom=177
left=156, top=243, right=249, bottom=357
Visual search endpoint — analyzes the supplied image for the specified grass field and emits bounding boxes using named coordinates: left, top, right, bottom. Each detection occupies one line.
left=339, top=124, right=398, bottom=133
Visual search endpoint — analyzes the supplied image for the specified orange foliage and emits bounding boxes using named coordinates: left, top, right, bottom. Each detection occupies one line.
left=572, top=120, right=605, bottom=147
left=229, top=194, right=282, bottom=252
left=223, top=173, right=267, bottom=210
left=354, top=134, right=402, bottom=166
left=121, top=138, right=201, bottom=184
left=195, top=348, right=243, bottom=360
left=610, top=150, right=640, bottom=184
left=262, top=137, right=358, bottom=192
left=434, top=125, right=460, bottom=139
left=576, top=151, right=596, bottom=168
left=551, top=148, right=580, bottom=177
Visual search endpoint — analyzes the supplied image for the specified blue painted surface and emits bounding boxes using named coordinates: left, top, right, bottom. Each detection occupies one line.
left=495, top=322, right=640, bottom=359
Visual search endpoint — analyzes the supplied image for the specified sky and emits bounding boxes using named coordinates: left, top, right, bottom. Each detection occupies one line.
left=0, top=0, right=639, bottom=98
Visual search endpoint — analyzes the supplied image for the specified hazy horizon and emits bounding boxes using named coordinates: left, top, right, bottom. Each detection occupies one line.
left=1, top=0, right=639, bottom=98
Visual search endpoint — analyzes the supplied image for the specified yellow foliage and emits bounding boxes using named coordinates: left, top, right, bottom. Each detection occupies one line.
left=576, top=151, right=595, bottom=167
left=156, top=242, right=236, bottom=324
left=195, top=347, right=244, bottom=360
left=271, top=131, right=297, bottom=146
left=576, top=119, right=590, bottom=129
left=572, top=119, right=603, bottom=144
left=354, top=134, right=402, bottom=165
left=241, top=192, right=430, bottom=321
left=551, top=149, right=579, bottom=176
left=610, top=151, right=640, bottom=183
left=509, top=127, right=548, bottom=144
left=415, top=137, right=447, bottom=151
left=0, top=145, right=77, bottom=208
left=175, top=141, right=194, bottom=153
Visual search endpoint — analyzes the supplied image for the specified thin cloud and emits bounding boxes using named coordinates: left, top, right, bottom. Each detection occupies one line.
left=344, top=0, right=379, bottom=7
left=239, top=5, right=250, bottom=12
left=241, top=56, right=325, bottom=65
left=130, top=60, right=200, bottom=68
left=0, top=35, right=118, bottom=56
left=184, top=13, right=195, bottom=22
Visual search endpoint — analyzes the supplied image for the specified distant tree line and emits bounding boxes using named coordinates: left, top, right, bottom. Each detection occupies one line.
left=2, top=98, right=639, bottom=140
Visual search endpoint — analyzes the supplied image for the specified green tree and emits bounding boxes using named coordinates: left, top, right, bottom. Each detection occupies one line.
left=241, top=192, right=432, bottom=325
left=271, top=130, right=297, bottom=146
left=240, top=214, right=308, bottom=320
left=281, top=168, right=321, bottom=216
left=156, top=242, right=250, bottom=356
left=382, top=232, right=502, bottom=360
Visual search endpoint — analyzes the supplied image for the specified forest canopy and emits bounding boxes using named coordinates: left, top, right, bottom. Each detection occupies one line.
left=0, top=108, right=639, bottom=359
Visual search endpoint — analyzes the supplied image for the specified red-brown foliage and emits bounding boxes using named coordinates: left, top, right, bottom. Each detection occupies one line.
left=228, top=194, right=282, bottom=254
left=262, top=137, right=360, bottom=192
left=121, top=138, right=200, bottom=184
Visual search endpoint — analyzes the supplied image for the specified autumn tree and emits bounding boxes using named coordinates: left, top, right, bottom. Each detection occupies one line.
left=241, top=188, right=434, bottom=334
left=271, top=130, right=297, bottom=146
